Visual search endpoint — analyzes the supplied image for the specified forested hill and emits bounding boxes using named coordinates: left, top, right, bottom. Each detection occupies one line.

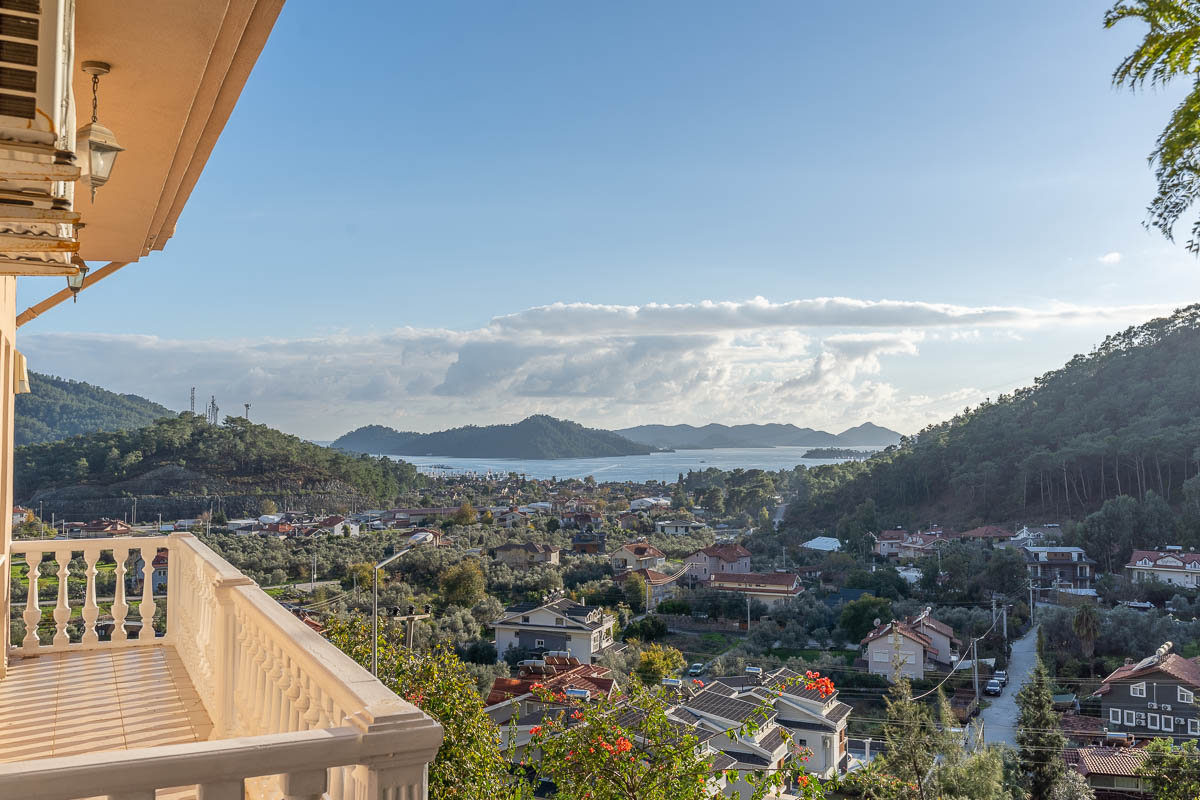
left=784, top=305, right=1200, bottom=532
left=16, top=372, right=174, bottom=446
left=332, top=415, right=655, bottom=459
left=16, top=413, right=423, bottom=509
left=615, top=422, right=902, bottom=449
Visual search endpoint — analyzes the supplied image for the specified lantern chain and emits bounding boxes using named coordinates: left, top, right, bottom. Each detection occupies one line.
left=91, top=73, right=99, bottom=124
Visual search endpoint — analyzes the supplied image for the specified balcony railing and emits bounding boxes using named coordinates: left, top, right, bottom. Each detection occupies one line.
left=1, top=533, right=441, bottom=800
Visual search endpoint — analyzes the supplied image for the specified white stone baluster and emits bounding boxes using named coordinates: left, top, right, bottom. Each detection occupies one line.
left=81, top=548, right=99, bottom=644
left=276, top=651, right=297, bottom=732
left=302, top=676, right=324, bottom=729
left=21, top=551, right=42, bottom=653
left=284, top=654, right=305, bottom=731
left=139, top=547, right=157, bottom=639
left=111, top=544, right=129, bottom=642
left=351, top=761, right=430, bottom=800
left=52, top=549, right=70, bottom=647
left=197, top=780, right=244, bottom=800
left=280, top=769, right=327, bottom=800
left=248, top=633, right=271, bottom=730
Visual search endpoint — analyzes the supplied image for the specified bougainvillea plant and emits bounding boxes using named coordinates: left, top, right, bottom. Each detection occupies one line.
left=524, top=670, right=835, bottom=800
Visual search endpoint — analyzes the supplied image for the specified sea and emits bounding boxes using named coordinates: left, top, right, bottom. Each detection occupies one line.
left=390, top=445, right=880, bottom=483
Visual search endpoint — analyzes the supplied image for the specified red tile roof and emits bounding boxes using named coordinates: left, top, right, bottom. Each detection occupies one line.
left=709, top=572, right=798, bottom=586
left=620, top=543, right=666, bottom=559
left=1064, top=747, right=1146, bottom=778
left=614, top=568, right=676, bottom=585
left=860, top=620, right=933, bottom=649
left=699, top=543, right=752, bottom=562
left=1126, top=549, right=1200, bottom=572
left=1098, top=651, right=1200, bottom=693
left=485, top=663, right=616, bottom=706
left=959, top=525, right=1013, bottom=540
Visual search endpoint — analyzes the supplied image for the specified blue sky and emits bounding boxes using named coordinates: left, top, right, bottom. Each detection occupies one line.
left=17, top=1, right=1200, bottom=438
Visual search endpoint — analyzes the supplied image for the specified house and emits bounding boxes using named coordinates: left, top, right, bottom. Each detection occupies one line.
left=896, top=565, right=923, bottom=584
left=1126, top=548, right=1200, bottom=588
left=1023, top=546, right=1095, bottom=599
left=654, top=519, right=705, bottom=536
left=903, top=607, right=961, bottom=668
left=614, top=568, right=677, bottom=611
left=898, top=531, right=950, bottom=560
left=801, top=536, right=841, bottom=553
left=610, top=542, right=666, bottom=572
left=318, top=516, right=359, bottom=537
left=859, top=613, right=961, bottom=682
left=872, top=528, right=907, bottom=558
left=617, top=511, right=642, bottom=530
left=497, top=508, right=529, bottom=529
left=493, top=542, right=560, bottom=567
left=11, top=506, right=31, bottom=526
left=956, top=525, right=1014, bottom=546
left=492, top=597, right=618, bottom=664
left=129, top=550, right=169, bottom=595
left=1063, top=748, right=1149, bottom=798
left=706, top=572, right=803, bottom=608
left=674, top=686, right=795, bottom=797
left=78, top=519, right=133, bottom=538
left=711, top=667, right=853, bottom=779
left=571, top=529, right=608, bottom=554
left=485, top=655, right=616, bottom=714
left=683, top=543, right=752, bottom=583
left=629, top=496, right=672, bottom=511
left=1096, top=641, right=1200, bottom=742
left=1008, top=524, right=1060, bottom=548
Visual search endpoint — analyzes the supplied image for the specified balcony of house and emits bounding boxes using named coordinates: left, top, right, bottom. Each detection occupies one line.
left=0, top=532, right=441, bottom=800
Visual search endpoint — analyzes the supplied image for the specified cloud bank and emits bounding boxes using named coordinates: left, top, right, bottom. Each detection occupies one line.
left=18, top=297, right=1173, bottom=440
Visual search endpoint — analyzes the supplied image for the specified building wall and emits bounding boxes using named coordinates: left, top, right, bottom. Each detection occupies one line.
left=1128, top=568, right=1200, bottom=588
left=0, top=276, right=13, bottom=679
left=865, top=637, right=923, bottom=681
left=1100, top=671, right=1200, bottom=742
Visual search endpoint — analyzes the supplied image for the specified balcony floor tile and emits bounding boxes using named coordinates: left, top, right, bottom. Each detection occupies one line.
left=0, top=646, right=212, bottom=765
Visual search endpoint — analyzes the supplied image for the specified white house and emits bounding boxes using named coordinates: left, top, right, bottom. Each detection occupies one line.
left=492, top=597, right=617, bottom=664
left=629, top=496, right=672, bottom=511
left=860, top=620, right=930, bottom=682
left=707, top=572, right=803, bottom=608
left=610, top=542, right=666, bottom=572
left=1126, top=549, right=1200, bottom=588
left=801, top=536, right=841, bottom=553
left=655, top=520, right=705, bottom=536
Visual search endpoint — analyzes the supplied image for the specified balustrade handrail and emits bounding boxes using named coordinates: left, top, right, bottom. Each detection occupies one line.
left=0, top=722, right=441, bottom=800
left=168, top=533, right=420, bottom=731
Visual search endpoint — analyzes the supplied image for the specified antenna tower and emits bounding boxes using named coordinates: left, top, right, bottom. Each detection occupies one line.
left=189, top=387, right=195, bottom=413
left=244, top=403, right=251, bottom=420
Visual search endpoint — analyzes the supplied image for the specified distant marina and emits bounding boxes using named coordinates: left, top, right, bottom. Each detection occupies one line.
left=390, top=445, right=881, bottom=482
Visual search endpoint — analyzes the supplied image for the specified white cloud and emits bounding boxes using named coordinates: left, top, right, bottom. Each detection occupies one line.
left=16, top=297, right=1175, bottom=439
left=1099, top=251, right=1122, bottom=264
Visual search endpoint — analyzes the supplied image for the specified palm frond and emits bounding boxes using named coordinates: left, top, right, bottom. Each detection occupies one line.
left=1107, top=1, right=1200, bottom=88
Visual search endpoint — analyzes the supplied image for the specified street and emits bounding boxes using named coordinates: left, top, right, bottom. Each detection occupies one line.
left=979, top=623, right=1040, bottom=747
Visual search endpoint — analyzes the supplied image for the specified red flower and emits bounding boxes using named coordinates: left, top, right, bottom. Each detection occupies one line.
left=615, top=736, right=633, bottom=753
left=530, top=725, right=543, bottom=736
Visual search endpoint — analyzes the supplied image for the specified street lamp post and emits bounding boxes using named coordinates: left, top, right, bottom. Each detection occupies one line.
left=373, top=544, right=421, bottom=677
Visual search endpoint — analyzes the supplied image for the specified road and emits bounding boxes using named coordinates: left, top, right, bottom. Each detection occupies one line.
left=979, top=623, right=1039, bottom=747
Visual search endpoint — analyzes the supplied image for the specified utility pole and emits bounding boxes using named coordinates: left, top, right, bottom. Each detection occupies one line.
left=1029, top=579, right=1035, bottom=625
left=746, top=595, right=752, bottom=633
left=972, top=638, right=980, bottom=706
left=1002, top=605, right=1008, bottom=645
left=244, top=403, right=251, bottom=420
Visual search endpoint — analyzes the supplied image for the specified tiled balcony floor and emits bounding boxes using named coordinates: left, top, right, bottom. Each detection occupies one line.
left=0, top=646, right=212, bottom=763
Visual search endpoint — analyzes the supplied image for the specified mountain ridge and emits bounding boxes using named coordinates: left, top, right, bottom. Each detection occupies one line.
left=332, top=415, right=655, bottom=459
left=16, top=372, right=175, bottom=447
left=614, top=421, right=903, bottom=450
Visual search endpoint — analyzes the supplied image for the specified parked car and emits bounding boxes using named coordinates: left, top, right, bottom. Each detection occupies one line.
left=688, top=663, right=705, bottom=676
left=984, top=679, right=1003, bottom=696
left=994, top=670, right=1008, bottom=687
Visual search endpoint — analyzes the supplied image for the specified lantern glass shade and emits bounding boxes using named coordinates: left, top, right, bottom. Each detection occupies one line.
left=67, top=263, right=88, bottom=292
left=76, top=121, right=124, bottom=194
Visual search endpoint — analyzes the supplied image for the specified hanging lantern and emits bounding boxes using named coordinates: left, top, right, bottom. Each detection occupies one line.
left=66, top=257, right=89, bottom=302
left=77, top=61, right=124, bottom=200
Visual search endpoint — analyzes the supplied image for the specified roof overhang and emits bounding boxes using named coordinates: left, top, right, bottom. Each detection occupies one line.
left=73, top=0, right=284, bottom=262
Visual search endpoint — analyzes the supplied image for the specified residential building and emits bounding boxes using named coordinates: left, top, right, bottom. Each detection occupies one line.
left=629, top=496, right=672, bottom=511
left=800, top=536, right=841, bottom=553
left=484, top=655, right=616, bottom=717
left=492, top=597, right=618, bottom=663
left=706, top=572, right=803, bottom=607
left=572, top=510, right=603, bottom=531
left=571, top=529, right=608, bottom=554
left=683, top=543, right=752, bottom=583
left=674, top=687, right=794, bottom=797
left=497, top=508, right=529, bottom=528
left=1096, top=642, right=1200, bottom=742
left=1063, top=748, right=1148, bottom=798
left=955, top=525, right=1014, bottom=546
left=712, top=667, right=853, bottom=779
left=0, top=5, right=441, bottom=797
left=903, top=607, right=961, bottom=668
left=77, top=518, right=133, bottom=538
left=655, top=519, right=705, bottom=536
left=614, top=567, right=677, bottom=611
left=129, top=550, right=170, bottom=595
left=898, top=531, right=950, bottom=560
left=1023, top=546, right=1095, bottom=599
left=11, top=506, right=31, bottom=526
left=1126, top=548, right=1200, bottom=588
left=1008, top=524, right=1060, bottom=548
left=318, top=516, right=359, bottom=537
left=610, top=541, right=666, bottom=572
left=617, top=511, right=642, bottom=530
left=872, top=528, right=907, bottom=558
left=858, top=612, right=960, bottom=681
left=493, top=541, right=560, bottom=567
